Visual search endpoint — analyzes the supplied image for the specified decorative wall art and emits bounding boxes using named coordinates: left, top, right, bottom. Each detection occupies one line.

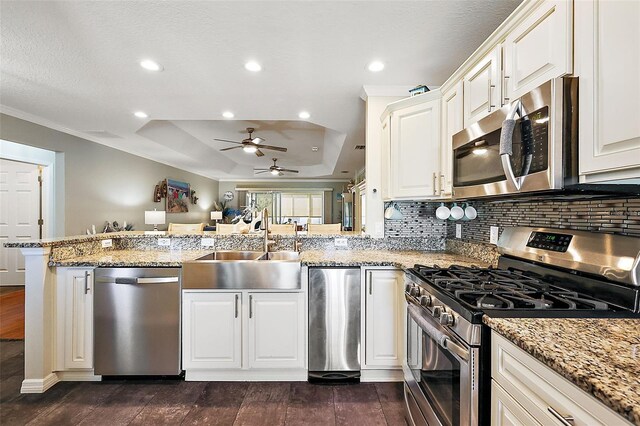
left=166, top=179, right=190, bottom=213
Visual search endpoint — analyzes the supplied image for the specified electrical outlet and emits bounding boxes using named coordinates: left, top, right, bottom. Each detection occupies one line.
left=201, top=238, right=215, bottom=247
left=490, top=226, right=500, bottom=244
left=158, top=238, right=171, bottom=247
left=101, top=239, right=113, bottom=248
left=455, top=224, right=462, bottom=239
left=334, top=238, right=348, bottom=248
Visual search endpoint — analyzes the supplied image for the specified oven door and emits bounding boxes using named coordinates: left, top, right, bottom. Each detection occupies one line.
left=405, top=301, right=479, bottom=426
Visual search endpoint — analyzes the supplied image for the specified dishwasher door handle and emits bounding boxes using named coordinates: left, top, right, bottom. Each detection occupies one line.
left=96, top=276, right=179, bottom=284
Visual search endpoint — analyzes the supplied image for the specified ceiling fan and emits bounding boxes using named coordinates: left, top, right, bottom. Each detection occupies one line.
left=215, top=127, right=287, bottom=157
left=254, top=158, right=299, bottom=176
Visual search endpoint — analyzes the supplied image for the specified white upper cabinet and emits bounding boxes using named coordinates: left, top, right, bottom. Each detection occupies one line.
left=441, top=81, right=464, bottom=197
left=463, top=45, right=501, bottom=127
left=247, top=292, right=305, bottom=369
left=389, top=95, right=441, bottom=199
left=380, top=115, right=392, bottom=201
left=503, top=0, right=572, bottom=103
left=575, top=0, right=640, bottom=182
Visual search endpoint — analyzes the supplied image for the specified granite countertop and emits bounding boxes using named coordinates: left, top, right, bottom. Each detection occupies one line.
left=300, top=250, right=491, bottom=269
left=52, top=249, right=215, bottom=267
left=484, top=316, right=640, bottom=425
left=52, top=249, right=491, bottom=269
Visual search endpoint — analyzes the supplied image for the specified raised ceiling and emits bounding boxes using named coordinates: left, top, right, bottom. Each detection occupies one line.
left=0, top=0, right=521, bottom=180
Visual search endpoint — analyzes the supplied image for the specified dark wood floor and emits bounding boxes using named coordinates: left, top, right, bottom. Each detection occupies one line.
left=0, top=341, right=407, bottom=425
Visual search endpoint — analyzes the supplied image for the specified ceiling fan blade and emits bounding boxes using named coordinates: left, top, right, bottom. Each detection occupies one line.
left=280, top=168, right=299, bottom=173
left=220, top=146, right=242, bottom=152
left=254, top=170, right=269, bottom=174
left=214, top=138, right=243, bottom=144
left=252, top=137, right=265, bottom=144
left=255, top=149, right=265, bottom=157
left=259, top=144, right=287, bottom=152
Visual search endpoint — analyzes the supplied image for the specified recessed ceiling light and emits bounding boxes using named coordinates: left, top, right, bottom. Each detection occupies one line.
left=298, top=111, right=311, bottom=119
left=367, top=61, right=385, bottom=72
left=222, top=111, right=235, bottom=119
left=311, top=147, right=319, bottom=152
left=243, top=145, right=257, bottom=153
left=134, top=111, right=148, bottom=118
left=244, top=61, right=262, bottom=72
left=139, top=60, right=163, bottom=72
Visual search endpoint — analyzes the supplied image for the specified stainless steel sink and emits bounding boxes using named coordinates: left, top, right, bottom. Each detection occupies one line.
left=182, top=251, right=301, bottom=290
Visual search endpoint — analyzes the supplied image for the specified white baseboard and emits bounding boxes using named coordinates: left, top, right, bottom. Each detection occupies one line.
left=21, top=373, right=59, bottom=393
left=185, top=369, right=307, bottom=381
left=361, top=369, right=403, bottom=382
left=57, top=370, right=102, bottom=382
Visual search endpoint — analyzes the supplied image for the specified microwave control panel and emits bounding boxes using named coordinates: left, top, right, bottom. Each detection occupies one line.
left=526, top=231, right=573, bottom=252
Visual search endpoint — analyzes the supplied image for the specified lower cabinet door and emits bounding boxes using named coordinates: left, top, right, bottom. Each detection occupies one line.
left=63, top=268, right=94, bottom=369
left=365, top=269, right=404, bottom=368
left=248, top=292, right=305, bottom=369
left=182, top=292, right=241, bottom=369
left=492, top=380, right=541, bottom=426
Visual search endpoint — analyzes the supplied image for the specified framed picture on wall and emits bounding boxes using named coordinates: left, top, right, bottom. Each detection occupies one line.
left=166, top=179, right=190, bottom=213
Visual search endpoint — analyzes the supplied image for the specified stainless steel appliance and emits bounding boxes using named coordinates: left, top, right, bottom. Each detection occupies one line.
left=403, top=227, right=640, bottom=426
left=452, top=77, right=578, bottom=199
left=341, top=192, right=354, bottom=231
left=308, top=267, right=361, bottom=380
left=94, top=267, right=181, bottom=376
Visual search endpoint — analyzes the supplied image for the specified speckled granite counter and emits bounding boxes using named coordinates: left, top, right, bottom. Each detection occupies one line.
left=53, top=249, right=214, bottom=267
left=484, top=317, right=640, bottom=424
left=300, top=250, right=491, bottom=269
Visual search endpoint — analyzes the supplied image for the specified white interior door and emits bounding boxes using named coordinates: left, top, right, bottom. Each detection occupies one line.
left=0, top=159, right=40, bottom=286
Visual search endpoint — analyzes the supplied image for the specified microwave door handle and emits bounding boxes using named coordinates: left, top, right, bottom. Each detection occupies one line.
left=500, top=100, right=522, bottom=191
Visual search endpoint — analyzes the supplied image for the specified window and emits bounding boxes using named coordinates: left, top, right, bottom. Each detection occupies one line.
left=246, top=191, right=325, bottom=225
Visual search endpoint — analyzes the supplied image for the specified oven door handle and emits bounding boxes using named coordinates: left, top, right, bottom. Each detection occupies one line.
left=500, top=99, right=523, bottom=191
left=440, top=336, right=469, bottom=362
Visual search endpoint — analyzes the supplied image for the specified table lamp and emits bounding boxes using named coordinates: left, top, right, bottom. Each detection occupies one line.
left=145, top=209, right=166, bottom=235
left=211, top=211, right=223, bottom=226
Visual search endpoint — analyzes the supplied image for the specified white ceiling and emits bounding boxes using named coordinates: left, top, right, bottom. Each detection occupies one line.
left=0, top=0, right=521, bottom=180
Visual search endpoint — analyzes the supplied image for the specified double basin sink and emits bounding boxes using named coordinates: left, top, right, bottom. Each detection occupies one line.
left=182, top=250, right=301, bottom=290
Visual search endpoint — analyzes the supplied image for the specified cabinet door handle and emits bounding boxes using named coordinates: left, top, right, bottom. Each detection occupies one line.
left=503, top=75, right=510, bottom=105
left=249, top=295, right=253, bottom=318
left=547, top=407, right=575, bottom=426
left=488, top=80, right=496, bottom=112
left=440, top=174, right=445, bottom=195
left=432, top=172, right=437, bottom=195
left=235, top=294, right=239, bottom=318
left=84, top=271, right=90, bottom=294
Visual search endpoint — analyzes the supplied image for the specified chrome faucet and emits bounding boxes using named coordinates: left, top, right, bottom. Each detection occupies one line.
left=261, top=208, right=275, bottom=253
left=293, top=221, right=302, bottom=252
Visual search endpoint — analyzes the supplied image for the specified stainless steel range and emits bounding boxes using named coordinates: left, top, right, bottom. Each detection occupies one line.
left=403, top=227, right=640, bottom=426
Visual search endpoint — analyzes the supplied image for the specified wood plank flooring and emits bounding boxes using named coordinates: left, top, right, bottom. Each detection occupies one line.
left=0, top=288, right=25, bottom=340
left=0, top=341, right=407, bottom=426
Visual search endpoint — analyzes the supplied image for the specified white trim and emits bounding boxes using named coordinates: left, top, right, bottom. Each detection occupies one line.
left=0, top=140, right=59, bottom=238
left=21, top=373, right=59, bottom=393
left=184, top=368, right=307, bottom=381
left=56, top=371, right=102, bottom=382
left=360, top=85, right=416, bottom=101
left=360, top=369, right=403, bottom=382
left=380, top=89, right=442, bottom=122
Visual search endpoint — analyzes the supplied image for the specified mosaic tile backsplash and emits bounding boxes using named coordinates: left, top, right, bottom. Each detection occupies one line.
left=384, top=197, right=640, bottom=244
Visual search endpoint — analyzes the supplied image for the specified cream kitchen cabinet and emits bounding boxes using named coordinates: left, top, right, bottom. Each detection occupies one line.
left=385, top=92, right=442, bottom=200
left=55, top=268, right=94, bottom=370
left=182, top=290, right=305, bottom=374
left=247, top=292, right=305, bottom=369
left=575, top=0, right=640, bottom=182
left=491, top=380, right=541, bottom=426
left=492, top=331, right=631, bottom=426
left=182, top=292, right=242, bottom=369
left=440, top=80, right=464, bottom=197
left=380, top=115, right=392, bottom=201
left=502, top=0, right=572, bottom=103
left=463, top=45, right=501, bottom=127
left=364, top=269, right=404, bottom=368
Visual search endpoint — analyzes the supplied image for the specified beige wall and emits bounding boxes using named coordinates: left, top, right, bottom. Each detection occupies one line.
left=218, top=180, right=349, bottom=224
left=0, top=114, right=219, bottom=236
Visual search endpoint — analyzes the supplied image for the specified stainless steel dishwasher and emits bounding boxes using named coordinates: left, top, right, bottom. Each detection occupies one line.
left=308, top=267, right=361, bottom=381
left=94, top=267, right=181, bottom=376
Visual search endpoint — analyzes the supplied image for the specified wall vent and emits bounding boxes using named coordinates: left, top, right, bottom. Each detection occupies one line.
left=354, top=145, right=366, bottom=150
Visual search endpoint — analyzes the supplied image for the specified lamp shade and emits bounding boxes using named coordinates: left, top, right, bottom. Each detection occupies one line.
left=211, top=211, right=223, bottom=220
left=145, top=210, right=166, bottom=225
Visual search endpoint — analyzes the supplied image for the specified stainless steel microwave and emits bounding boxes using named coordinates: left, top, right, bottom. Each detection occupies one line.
left=452, top=77, right=578, bottom=199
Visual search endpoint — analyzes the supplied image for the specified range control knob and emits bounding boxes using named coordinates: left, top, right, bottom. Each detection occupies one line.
left=410, top=287, right=421, bottom=298
left=432, top=305, right=443, bottom=318
left=419, top=295, right=432, bottom=307
left=439, top=312, right=455, bottom=326
left=405, top=284, right=414, bottom=293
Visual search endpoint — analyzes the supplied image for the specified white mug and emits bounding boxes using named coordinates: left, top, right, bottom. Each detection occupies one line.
left=464, top=205, right=477, bottom=220
left=450, top=204, right=464, bottom=220
left=385, top=203, right=403, bottom=220
left=435, top=203, right=451, bottom=220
